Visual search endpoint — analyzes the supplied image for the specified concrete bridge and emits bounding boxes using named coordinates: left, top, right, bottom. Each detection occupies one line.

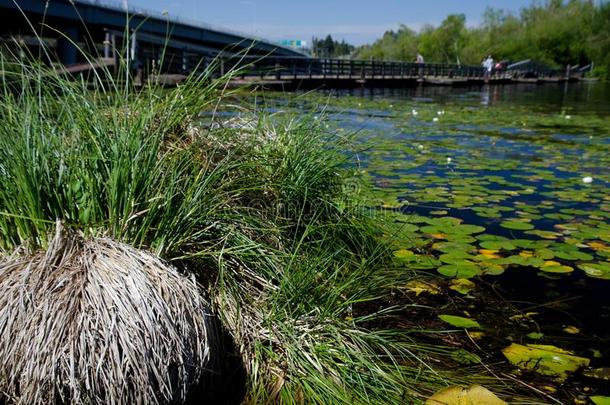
left=0, top=0, right=305, bottom=70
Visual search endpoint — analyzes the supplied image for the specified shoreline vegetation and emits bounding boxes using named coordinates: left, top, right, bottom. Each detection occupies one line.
left=354, top=1, right=610, bottom=80
left=0, top=50, right=555, bottom=403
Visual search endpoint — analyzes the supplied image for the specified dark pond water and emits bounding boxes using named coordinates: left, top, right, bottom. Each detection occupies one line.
left=332, top=81, right=610, bottom=116
left=267, top=81, right=610, bottom=400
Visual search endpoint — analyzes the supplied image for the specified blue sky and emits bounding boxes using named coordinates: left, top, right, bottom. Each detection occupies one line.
left=127, top=0, right=536, bottom=45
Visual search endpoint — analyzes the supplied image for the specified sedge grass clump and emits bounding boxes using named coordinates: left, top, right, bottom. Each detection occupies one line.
left=0, top=223, right=213, bottom=404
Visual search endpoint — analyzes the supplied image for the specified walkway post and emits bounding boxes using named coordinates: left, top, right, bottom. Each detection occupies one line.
left=103, top=31, right=111, bottom=59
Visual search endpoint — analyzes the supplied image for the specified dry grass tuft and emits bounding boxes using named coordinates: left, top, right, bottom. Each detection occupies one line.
left=0, top=223, right=214, bottom=405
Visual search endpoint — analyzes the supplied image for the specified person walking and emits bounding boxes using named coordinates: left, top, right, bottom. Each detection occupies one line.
left=482, top=55, right=494, bottom=80
left=416, top=52, right=424, bottom=81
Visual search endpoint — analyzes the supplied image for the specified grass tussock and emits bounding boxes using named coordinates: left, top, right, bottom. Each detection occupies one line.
left=0, top=222, right=212, bottom=404
left=0, top=49, right=522, bottom=404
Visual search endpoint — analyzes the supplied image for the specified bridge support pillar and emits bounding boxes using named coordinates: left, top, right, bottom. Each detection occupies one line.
left=57, top=26, right=80, bottom=65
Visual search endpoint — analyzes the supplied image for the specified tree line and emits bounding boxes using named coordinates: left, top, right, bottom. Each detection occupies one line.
left=311, top=35, right=355, bottom=58
left=355, top=0, right=610, bottom=78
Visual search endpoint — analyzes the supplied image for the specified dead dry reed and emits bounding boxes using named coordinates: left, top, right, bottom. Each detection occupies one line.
left=0, top=223, right=213, bottom=405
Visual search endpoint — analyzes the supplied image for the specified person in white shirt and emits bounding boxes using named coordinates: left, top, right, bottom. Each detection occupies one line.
left=482, top=55, right=494, bottom=78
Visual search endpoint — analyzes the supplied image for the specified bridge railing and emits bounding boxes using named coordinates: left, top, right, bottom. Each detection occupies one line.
left=74, top=0, right=307, bottom=56
left=209, top=56, right=490, bottom=80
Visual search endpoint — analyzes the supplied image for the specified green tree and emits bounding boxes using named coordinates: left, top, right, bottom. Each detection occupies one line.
left=354, top=0, right=610, bottom=79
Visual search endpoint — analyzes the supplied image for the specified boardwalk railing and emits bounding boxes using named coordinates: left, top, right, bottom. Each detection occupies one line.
left=179, top=56, right=563, bottom=81
left=236, top=58, right=489, bottom=80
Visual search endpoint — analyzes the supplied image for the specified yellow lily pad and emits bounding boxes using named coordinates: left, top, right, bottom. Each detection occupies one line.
left=479, top=249, right=501, bottom=259
left=449, top=278, right=476, bottom=295
left=502, top=343, right=590, bottom=380
left=540, top=261, right=574, bottom=274
left=405, top=280, right=440, bottom=296
left=589, top=242, right=610, bottom=252
left=394, top=249, right=415, bottom=260
left=563, top=325, right=580, bottom=334
left=468, top=331, right=485, bottom=340
left=509, top=312, right=539, bottom=322
left=426, top=385, right=506, bottom=405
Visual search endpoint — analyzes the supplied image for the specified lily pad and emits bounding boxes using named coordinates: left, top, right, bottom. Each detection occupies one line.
left=502, top=343, right=590, bottom=380
left=394, top=249, right=416, bottom=260
left=591, top=397, right=610, bottom=405
left=405, top=280, right=440, bottom=296
left=577, top=262, right=610, bottom=280
left=480, top=240, right=517, bottom=251
left=440, top=252, right=479, bottom=265
left=527, top=332, right=544, bottom=340
left=500, top=220, right=535, bottom=231
left=438, top=263, right=481, bottom=279
left=449, top=278, right=476, bottom=295
left=539, top=261, right=574, bottom=274
left=562, top=325, right=580, bottom=334
left=426, top=385, right=506, bottom=405
left=438, top=314, right=481, bottom=329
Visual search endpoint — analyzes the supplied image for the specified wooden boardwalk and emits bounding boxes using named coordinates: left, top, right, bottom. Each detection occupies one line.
left=219, top=57, right=578, bottom=89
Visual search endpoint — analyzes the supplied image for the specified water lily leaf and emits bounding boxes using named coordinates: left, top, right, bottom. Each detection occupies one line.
left=525, top=230, right=562, bottom=240
left=591, top=396, right=610, bottom=405
left=445, top=233, right=477, bottom=243
left=468, top=331, right=485, bottom=340
left=433, top=241, right=476, bottom=253
left=477, top=234, right=509, bottom=242
left=511, top=239, right=540, bottom=249
left=502, top=343, right=590, bottom=380
left=509, top=312, right=539, bottom=322
left=583, top=368, right=610, bottom=380
left=426, top=385, right=506, bottom=405
left=438, top=315, right=481, bottom=329
left=539, top=261, right=574, bottom=274
left=478, top=249, right=502, bottom=259
left=500, top=220, right=535, bottom=231
left=440, top=252, right=477, bottom=264
left=480, top=240, right=517, bottom=251
left=479, top=262, right=505, bottom=275
left=577, top=262, right=610, bottom=280
left=438, top=263, right=481, bottom=279
left=394, top=249, right=415, bottom=260
left=527, top=332, right=544, bottom=339
left=430, top=217, right=463, bottom=227
left=589, top=242, right=610, bottom=252
left=498, top=255, right=543, bottom=267
left=552, top=249, right=594, bottom=261
left=563, top=325, right=580, bottom=334
left=420, top=225, right=443, bottom=234
left=450, top=278, right=475, bottom=295
left=533, top=248, right=555, bottom=260
left=405, top=280, right=440, bottom=296
left=453, top=224, right=486, bottom=235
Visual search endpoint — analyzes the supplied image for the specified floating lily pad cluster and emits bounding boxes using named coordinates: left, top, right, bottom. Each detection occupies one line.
left=318, top=99, right=610, bottom=282
left=263, top=92, right=610, bottom=281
